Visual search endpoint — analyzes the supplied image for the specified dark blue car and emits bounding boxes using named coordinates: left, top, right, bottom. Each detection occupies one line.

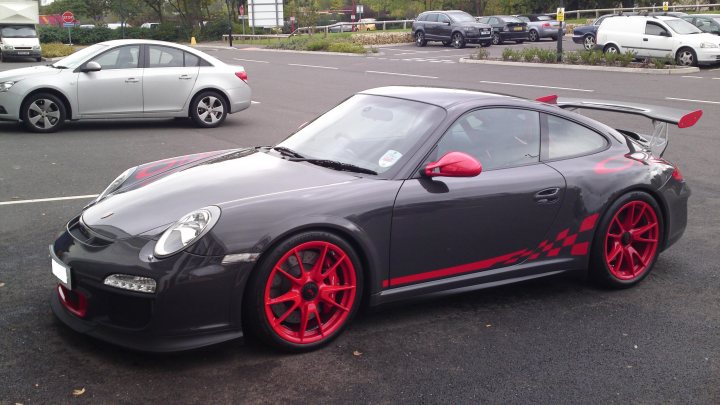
left=572, top=14, right=619, bottom=50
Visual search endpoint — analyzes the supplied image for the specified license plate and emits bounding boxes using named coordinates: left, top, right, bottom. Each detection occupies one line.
left=18, top=51, right=29, bottom=55
left=513, top=26, right=522, bottom=31
left=50, top=247, right=71, bottom=288
left=482, top=30, right=490, bottom=34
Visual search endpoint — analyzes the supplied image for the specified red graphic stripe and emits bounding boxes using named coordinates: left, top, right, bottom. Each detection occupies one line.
left=579, top=213, right=599, bottom=232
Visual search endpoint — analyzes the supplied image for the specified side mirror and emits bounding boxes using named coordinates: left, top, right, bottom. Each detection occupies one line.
left=82, top=61, right=102, bottom=72
left=424, top=152, right=482, bottom=178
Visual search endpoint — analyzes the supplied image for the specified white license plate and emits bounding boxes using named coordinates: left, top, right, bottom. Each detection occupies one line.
left=18, top=51, right=29, bottom=55
left=51, top=253, right=71, bottom=288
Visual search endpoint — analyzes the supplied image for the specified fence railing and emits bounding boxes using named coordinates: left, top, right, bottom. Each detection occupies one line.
left=555, top=3, right=720, bottom=19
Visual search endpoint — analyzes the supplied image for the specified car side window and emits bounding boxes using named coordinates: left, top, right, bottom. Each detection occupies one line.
left=436, top=108, right=540, bottom=171
left=90, top=45, right=140, bottom=70
left=184, top=52, right=200, bottom=67
left=594, top=16, right=607, bottom=26
left=519, top=16, right=530, bottom=22
left=147, top=45, right=184, bottom=68
left=426, top=13, right=438, bottom=23
left=417, top=14, right=427, bottom=22
left=545, top=114, right=607, bottom=160
left=489, top=17, right=499, bottom=25
left=438, top=14, right=450, bottom=24
left=477, top=17, right=489, bottom=24
left=645, top=22, right=669, bottom=36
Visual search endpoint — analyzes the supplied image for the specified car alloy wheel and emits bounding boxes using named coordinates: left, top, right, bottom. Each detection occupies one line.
left=21, top=93, right=66, bottom=133
left=604, top=44, right=619, bottom=54
left=491, top=33, right=501, bottom=45
left=190, top=91, right=228, bottom=128
left=604, top=200, right=660, bottom=281
left=452, top=33, right=465, bottom=49
left=583, top=35, right=595, bottom=50
left=676, top=48, right=696, bottom=67
left=529, top=30, right=539, bottom=42
left=415, top=31, right=426, bottom=47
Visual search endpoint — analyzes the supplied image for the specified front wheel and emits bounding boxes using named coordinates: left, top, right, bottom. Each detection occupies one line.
left=452, top=32, right=465, bottom=49
left=676, top=48, right=697, bottom=67
left=21, top=93, right=66, bottom=133
left=589, top=192, right=663, bottom=289
left=491, top=33, right=502, bottom=45
left=190, top=91, right=228, bottom=128
left=244, top=231, right=364, bottom=351
left=415, top=31, right=427, bottom=47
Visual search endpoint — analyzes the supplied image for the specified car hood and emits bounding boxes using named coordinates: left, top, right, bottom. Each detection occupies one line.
left=0, top=65, right=62, bottom=81
left=1, top=37, right=39, bottom=46
left=82, top=150, right=360, bottom=239
left=684, top=32, right=720, bottom=44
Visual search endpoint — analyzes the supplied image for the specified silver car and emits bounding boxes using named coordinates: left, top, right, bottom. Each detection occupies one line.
left=0, top=39, right=251, bottom=133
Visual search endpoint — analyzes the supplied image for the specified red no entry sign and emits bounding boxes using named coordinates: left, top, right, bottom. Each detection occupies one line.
left=62, top=11, right=74, bottom=24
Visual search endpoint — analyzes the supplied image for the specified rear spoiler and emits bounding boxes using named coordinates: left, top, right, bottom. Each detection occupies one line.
left=535, top=95, right=703, bottom=156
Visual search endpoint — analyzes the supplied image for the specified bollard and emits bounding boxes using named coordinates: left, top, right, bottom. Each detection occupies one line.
left=190, top=36, right=197, bottom=45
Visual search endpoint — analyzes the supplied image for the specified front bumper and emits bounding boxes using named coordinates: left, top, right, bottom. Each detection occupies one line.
left=50, top=223, right=255, bottom=352
left=0, top=89, right=22, bottom=121
left=465, top=31, right=492, bottom=43
left=695, top=47, right=720, bottom=65
left=1, top=49, right=41, bottom=58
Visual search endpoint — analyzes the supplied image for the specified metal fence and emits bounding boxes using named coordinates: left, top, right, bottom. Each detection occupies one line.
left=558, top=3, right=720, bottom=19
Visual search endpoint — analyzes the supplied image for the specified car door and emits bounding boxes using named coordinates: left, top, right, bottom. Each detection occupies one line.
left=142, top=45, right=200, bottom=114
left=388, top=108, right=566, bottom=287
left=424, top=13, right=439, bottom=39
left=76, top=44, right=143, bottom=116
left=437, top=13, right=452, bottom=40
left=643, top=21, right=674, bottom=58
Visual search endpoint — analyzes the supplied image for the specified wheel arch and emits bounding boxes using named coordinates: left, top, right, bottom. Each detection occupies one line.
left=188, top=87, right=231, bottom=116
left=22, top=88, right=73, bottom=119
left=603, top=42, right=622, bottom=53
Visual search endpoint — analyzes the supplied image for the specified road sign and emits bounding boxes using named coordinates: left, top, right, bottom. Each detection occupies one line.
left=556, top=7, right=565, bottom=22
left=356, top=5, right=364, bottom=14
left=61, top=11, right=74, bottom=24
left=662, top=2, right=669, bottom=11
left=63, top=22, right=73, bottom=28
left=239, top=5, right=244, bottom=16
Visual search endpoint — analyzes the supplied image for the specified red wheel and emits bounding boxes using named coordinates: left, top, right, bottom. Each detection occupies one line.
left=591, top=192, right=663, bottom=288
left=245, top=232, right=363, bottom=351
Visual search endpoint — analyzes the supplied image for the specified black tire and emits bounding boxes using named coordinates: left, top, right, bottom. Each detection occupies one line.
left=415, top=31, right=427, bottom=47
left=36, top=57, right=42, bottom=62
left=603, top=44, right=620, bottom=54
left=529, top=30, right=539, bottom=42
left=676, top=47, right=698, bottom=67
left=583, top=34, right=595, bottom=51
left=589, top=191, right=664, bottom=289
left=20, top=92, right=66, bottom=133
left=452, top=32, right=465, bottom=49
left=189, top=90, right=228, bottom=128
left=243, top=231, right=364, bottom=352
left=515, top=40, right=525, bottom=44
left=491, top=32, right=502, bottom=45
left=442, top=40, right=452, bottom=47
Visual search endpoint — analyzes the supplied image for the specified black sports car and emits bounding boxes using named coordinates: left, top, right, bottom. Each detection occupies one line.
left=50, top=87, right=699, bottom=352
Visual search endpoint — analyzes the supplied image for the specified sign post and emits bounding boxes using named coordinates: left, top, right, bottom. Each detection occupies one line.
left=62, top=11, right=74, bottom=45
left=556, top=5, right=564, bottom=62
left=662, top=2, right=669, bottom=11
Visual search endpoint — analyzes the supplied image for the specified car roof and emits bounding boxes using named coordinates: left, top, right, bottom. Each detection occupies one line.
left=359, top=86, right=510, bottom=109
left=96, top=39, right=226, bottom=65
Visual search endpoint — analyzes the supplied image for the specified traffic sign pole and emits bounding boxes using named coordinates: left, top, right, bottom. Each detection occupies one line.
left=556, top=4, right=564, bottom=62
left=62, top=11, right=74, bottom=45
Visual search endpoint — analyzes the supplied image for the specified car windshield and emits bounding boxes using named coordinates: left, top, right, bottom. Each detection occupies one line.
left=449, top=12, right=476, bottom=22
left=277, top=94, right=446, bottom=175
left=0, top=26, right=37, bottom=38
left=714, top=17, right=720, bottom=24
left=666, top=19, right=701, bottom=34
left=52, top=43, right=108, bottom=68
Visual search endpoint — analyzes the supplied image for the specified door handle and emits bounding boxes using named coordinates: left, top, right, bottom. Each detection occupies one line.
left=179, top=75, right=193, bottom=80
left=125, top=78, right=140, bottom=83
left=534, top=187, right=561, bottom=204
left=643, top=38, right=649, bottom=41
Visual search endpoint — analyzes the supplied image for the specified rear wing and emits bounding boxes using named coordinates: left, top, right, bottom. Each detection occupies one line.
left=536, top=95, right=703, bottom=157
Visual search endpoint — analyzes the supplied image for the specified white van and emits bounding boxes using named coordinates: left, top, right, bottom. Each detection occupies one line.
left=596, top=15, right=720, bottom=66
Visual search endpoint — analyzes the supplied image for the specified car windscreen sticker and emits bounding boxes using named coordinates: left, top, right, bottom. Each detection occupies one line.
left=379, top=150, right=402, bottom=168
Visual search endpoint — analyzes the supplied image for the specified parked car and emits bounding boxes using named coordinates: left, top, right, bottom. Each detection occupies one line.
left=141, top=22, right=160, bottom=29
left=48, top=86, right=698, bottom=352
left=78, top=24, right=96, bottom=29
left=412, top=10, right=492, bottom=48
left=357, top=18, right=376, bottom=31
left=516, top=14, right=564, bottom=42
left=106, top=22, right=132, bottom=30
left=681, top=14, right=720, bottom=35
left=572, top=13, right=630, bottom=50
left=476, top=15, right=529, bottom=45
left=597, top=15, right=720, bottom=66
left=0, top=39, right=251, bottom=132
left=328, top=22, right=352, bottom=33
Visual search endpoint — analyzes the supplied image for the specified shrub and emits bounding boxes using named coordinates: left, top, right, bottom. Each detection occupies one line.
left=563, top=51, right=579, bottom=64
left=502, top=47, right=518, bottom=61
left=618, top=50, right=636, bottom=67
left=327, top=42, right=366, bottom=53
left=537, top=49, right=557, bottom=63
left=521, top=47, right=537, bottom=62
left=41, top=43, right=75, bottom=58
left=604, top=51, right=618, bottom=66
left=351, top=32, right=412, bottom=45
left=38, top=23, right=188, bottom=46
left=651, top=58, right=666, bottom=69
left=306, top=38, right=331, bottom=51
left=475, top=47, right=489, bottom=60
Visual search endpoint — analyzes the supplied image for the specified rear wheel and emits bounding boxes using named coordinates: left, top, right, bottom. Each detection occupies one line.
left=21, top=93, right=66, bottom=133
left=244, top=231, right=364, bottom=351
left=603, top=44, right=620, bottom=54
left=491, top=32, right=502, bottom=45
left=583, top=34, right=595, bottom=50
left=415, top=31, right=427, bottom=47
left=676, top=47, right=697, bottom=67
left=529, top=30, right=539, bottom=42
left=590, top=192, right=663, bottom=288
left=190, top=90, right=228, bottom=128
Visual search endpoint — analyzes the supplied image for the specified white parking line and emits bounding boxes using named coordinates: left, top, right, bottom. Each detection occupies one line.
left=251, top=101, right=261, bottom=104
left=288, top=63, right=338, bottom=70
left=0, top=195, right=98, bottom=206
left=665, top=97, right=720, bottom=105
left=713, top=77, right=720, bottom=80
left=365, top=70, right=438, bottom=79
left=479, top=80, right=594, bottom=92
left=681, top=76, right=704, bottom=79
left=233, top=58, right=269, bottom=63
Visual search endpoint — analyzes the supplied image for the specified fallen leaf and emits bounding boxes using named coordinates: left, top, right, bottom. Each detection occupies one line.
left=633, top=345, right=638, bottom=349
left=72, top=388, right=85, bottom=397
left=0, top=283, right=5, bottom=288
left=352, top=350, right=363, bottom=357
left=485, top=324, right=492, bottom=328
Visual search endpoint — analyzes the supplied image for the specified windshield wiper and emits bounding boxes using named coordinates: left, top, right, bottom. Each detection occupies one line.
left=272, top=146, right=305, bottom=159
left=289, top=158, right=377, bottom=175
left=52, top=65, right=68, bottom=69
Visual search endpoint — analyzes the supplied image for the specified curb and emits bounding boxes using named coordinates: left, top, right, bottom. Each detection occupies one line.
left=459, top=58, right=701, bottom=74
left=222, top=47, right=369, bottom=57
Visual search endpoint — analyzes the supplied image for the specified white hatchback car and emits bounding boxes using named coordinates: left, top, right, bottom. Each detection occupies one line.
left=0, top=39, right=251, bottom=132
left=597, top=15, right=720, bottom=66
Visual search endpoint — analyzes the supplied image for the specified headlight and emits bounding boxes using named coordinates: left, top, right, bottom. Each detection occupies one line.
left=33, top=45, right=41, bottom=50
left=154, top=206, right=221, bottom=258
left=463, top=26, right=478, bottom=32
left=0, top=81, right=15, bottom=92
left=95, top=166, right=136, bottom=202
left=700, top=42, right=718, bottom=48
left=1, top=44, right=12, bottom=50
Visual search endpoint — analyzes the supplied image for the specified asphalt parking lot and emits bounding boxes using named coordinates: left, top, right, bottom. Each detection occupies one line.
left=1, top=43, right=719, bottom=404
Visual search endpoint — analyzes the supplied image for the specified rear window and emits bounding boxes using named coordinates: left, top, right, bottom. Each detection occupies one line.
left=503, top=16, right=524, bottom=23
left=536, top=15, right=552, bottom=21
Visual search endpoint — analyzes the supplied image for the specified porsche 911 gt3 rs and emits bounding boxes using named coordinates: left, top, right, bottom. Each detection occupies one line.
left=49, top=87, right=698, bottom=352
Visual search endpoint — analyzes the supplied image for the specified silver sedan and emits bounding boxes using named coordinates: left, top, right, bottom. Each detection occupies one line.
left=0, top=39, right=252, bottom=132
